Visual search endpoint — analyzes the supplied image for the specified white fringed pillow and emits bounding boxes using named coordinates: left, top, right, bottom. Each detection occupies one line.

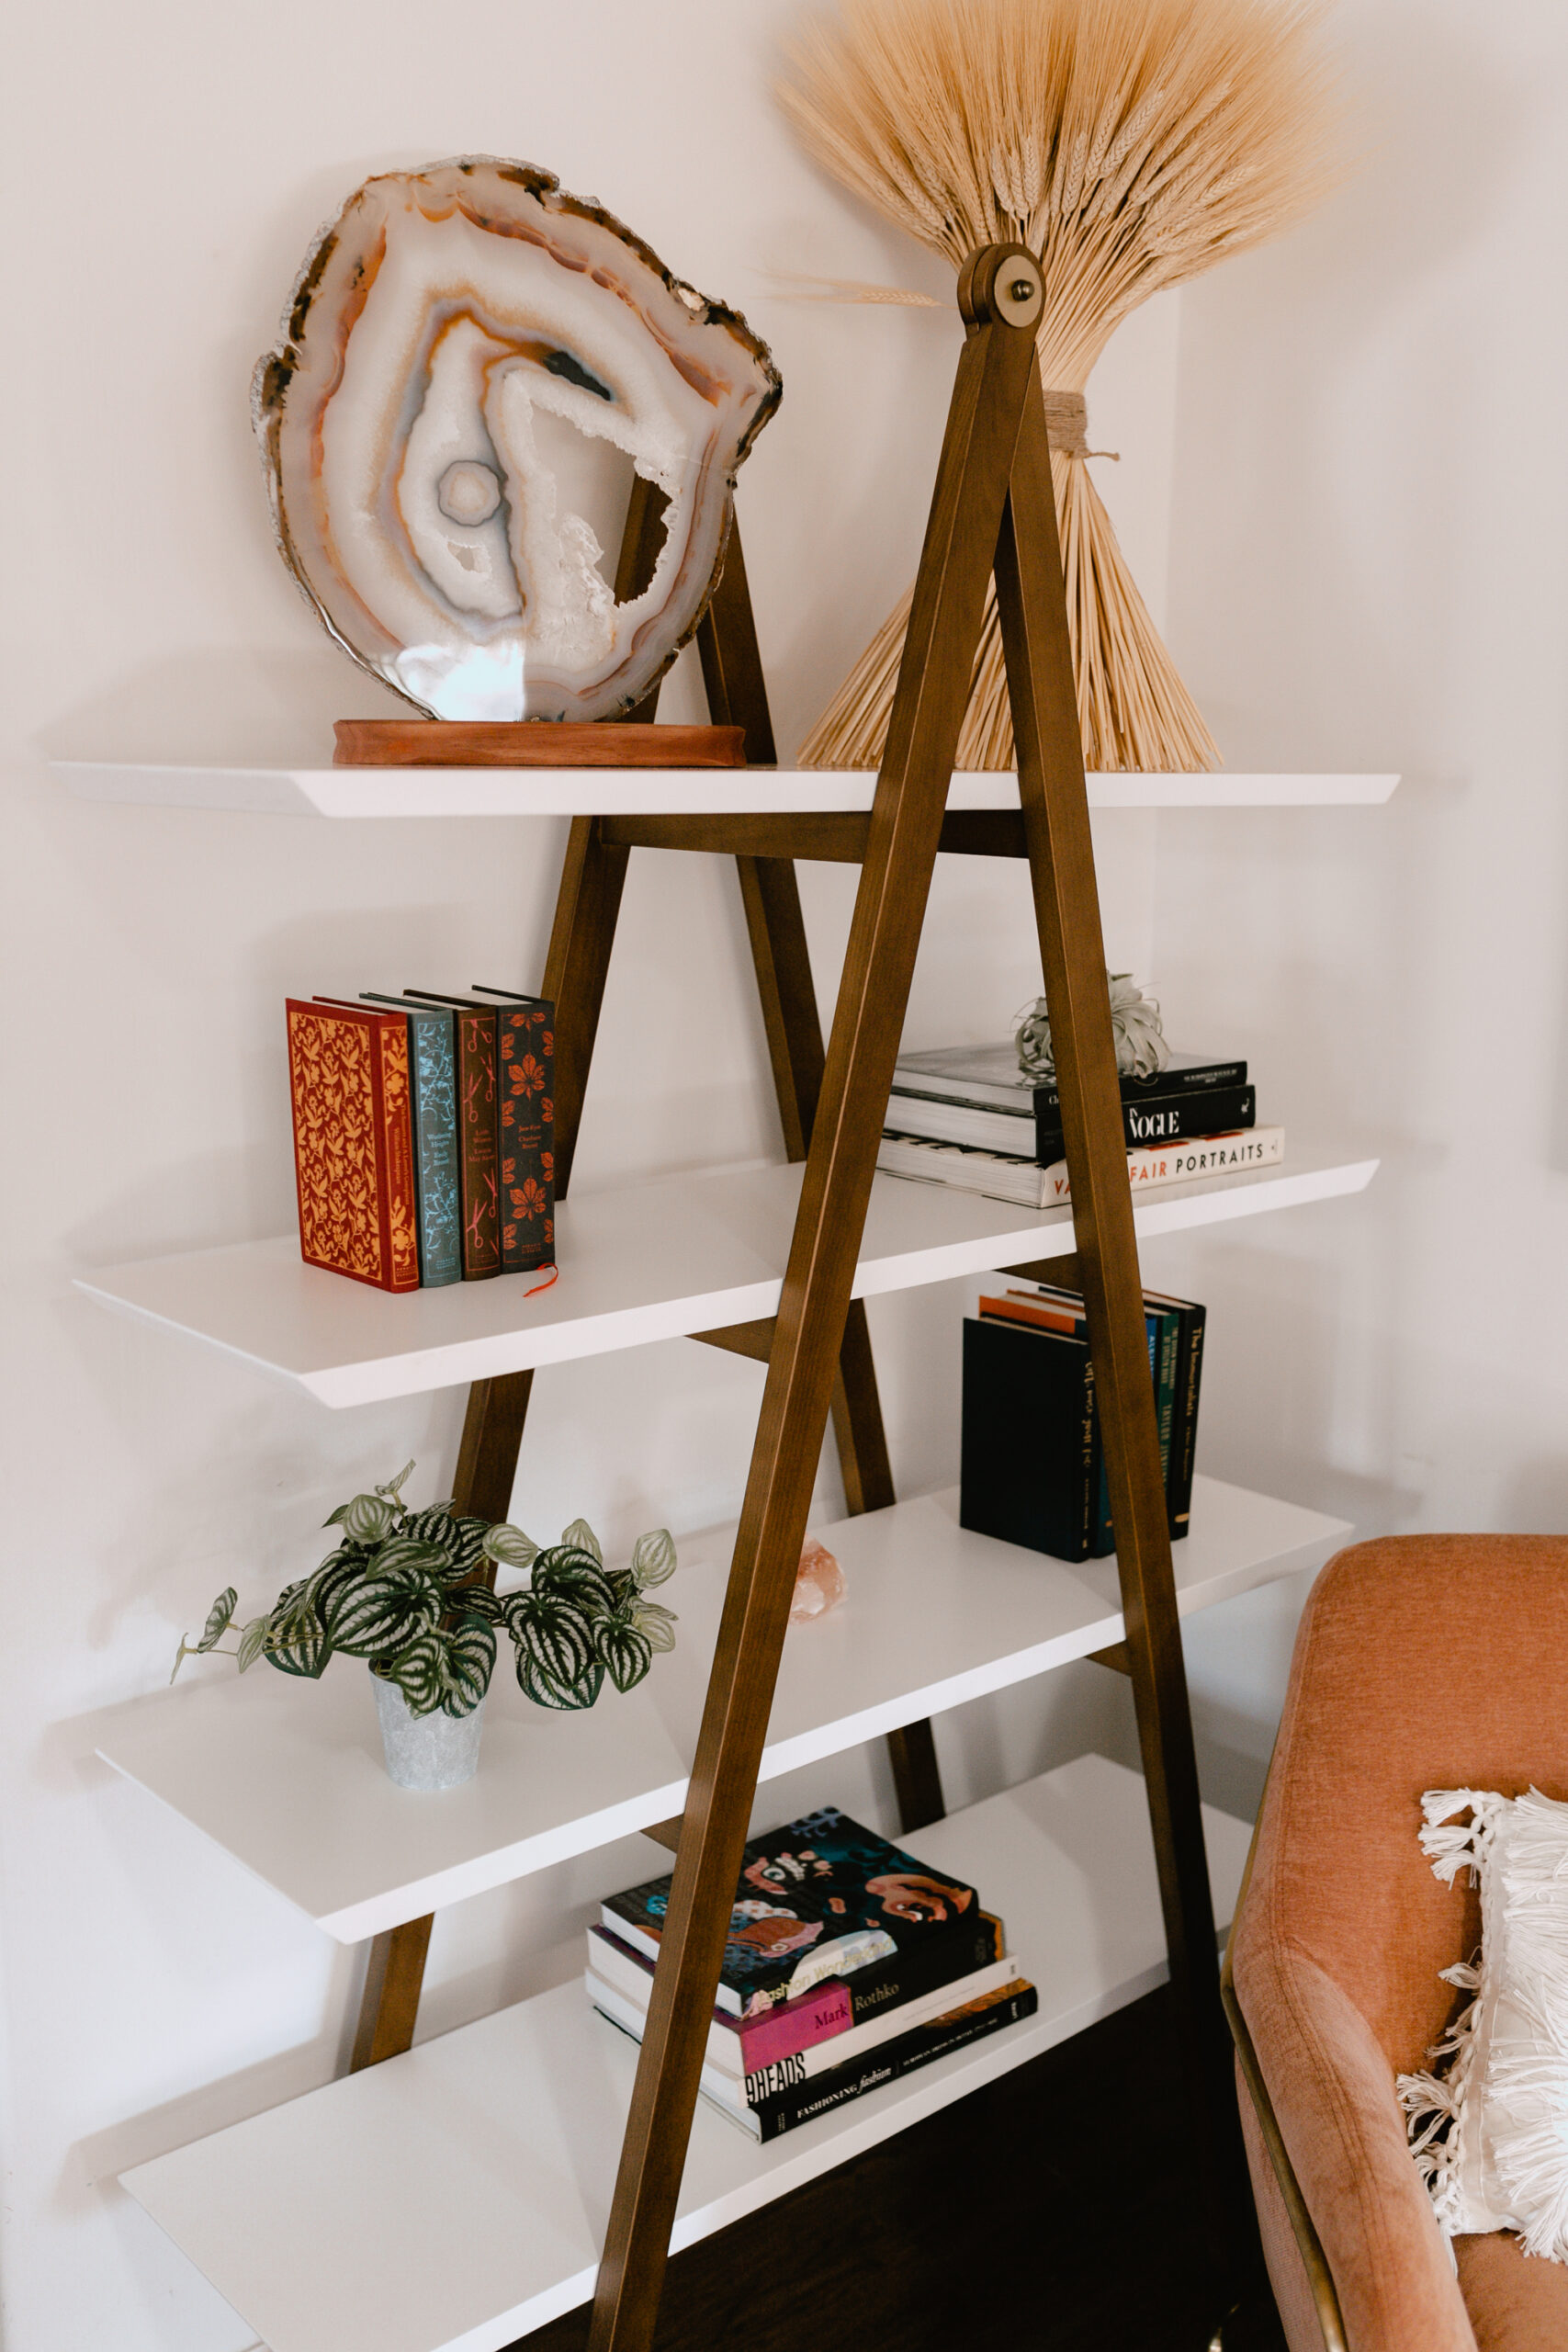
left=1399, top=1787, right=1568, bottom=2261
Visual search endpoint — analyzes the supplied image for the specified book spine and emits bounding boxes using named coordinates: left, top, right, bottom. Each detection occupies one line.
left=454, top=1012, right=500, bottom=1278
left=1153, top=1306, right=1179, bottom=1482
left=843, top=1914, right=1001, bottom=2024
left=408, top=1016, right=461, bottom=1287
left=497, top=999, right=555, bottom=1273
left=586, top=1928, right=859, bottom=2067
left=1169, top=1304, right=1207, bottom=1532
left=1031, top=1059, right=1247, bottom=1115
left=750, top=1982, right=1039, bottom=2141
left=373, top=1019, right=420, bottom=1293
left=737, top=1981, right=853, bottom=2071
left=1036, top=1081, right=1256, bottom=1162
left=740, top=1956, right=1019, bottom=2097
left=1038, top=1126, right=1284, bottom=1205
left=287, top=1002, right=399, bottom=1293
left=589, top=1917, right=1003, bottom=2051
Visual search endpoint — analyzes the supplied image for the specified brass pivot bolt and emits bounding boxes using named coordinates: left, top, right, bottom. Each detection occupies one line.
left=995, top=255, right=1043, bottom=329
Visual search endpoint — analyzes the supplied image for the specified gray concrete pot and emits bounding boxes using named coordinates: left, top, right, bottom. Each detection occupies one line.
left=373, top=1675, right=487, bottom=1790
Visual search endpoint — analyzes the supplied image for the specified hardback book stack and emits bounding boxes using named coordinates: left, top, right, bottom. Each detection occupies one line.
left=878, top=1040, right=1281, bottom=1210
left=960, top=1281, right=1207, bottom=1562
left=285, top=988, right=554, bottom=1294
left=587, top=1806, right=1036, bottom=2142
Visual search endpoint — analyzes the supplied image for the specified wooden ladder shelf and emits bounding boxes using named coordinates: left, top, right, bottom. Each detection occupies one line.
left=351, top=242, right=1240, bottom=2346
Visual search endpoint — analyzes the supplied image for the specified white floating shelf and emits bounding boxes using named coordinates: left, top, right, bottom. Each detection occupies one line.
left=54, top=760, right=1400, bottom=817
left=121, top=1752, right=1254, bottom=2352
left=96, top=1477, right=1345, bottom=1941
left=76, top=1148, right=1377, bottom=1408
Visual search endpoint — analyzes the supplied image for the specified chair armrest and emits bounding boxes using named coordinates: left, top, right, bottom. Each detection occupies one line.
left=1231, top=1927, right=1475, bottom=2352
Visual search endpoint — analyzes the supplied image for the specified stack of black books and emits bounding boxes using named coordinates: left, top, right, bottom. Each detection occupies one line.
left=960, top=1280, right=1208, bottom=1562
left=586, top=1806, right=1036, bottom=2141
left=878, top=1040, right=1281, bottom=1209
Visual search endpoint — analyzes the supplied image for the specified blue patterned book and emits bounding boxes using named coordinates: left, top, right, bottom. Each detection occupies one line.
left=363, top=997, right=460, bottom=1285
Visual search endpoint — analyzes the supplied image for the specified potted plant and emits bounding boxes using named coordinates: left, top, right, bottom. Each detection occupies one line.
left=172, top=1462, right=678, bottom=1789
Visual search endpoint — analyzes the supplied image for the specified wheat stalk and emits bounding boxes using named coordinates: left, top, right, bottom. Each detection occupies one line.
left=776, top=0, right=1339, bottom=770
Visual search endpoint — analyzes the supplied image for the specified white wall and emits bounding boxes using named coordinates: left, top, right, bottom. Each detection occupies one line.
left=0, top=5, right=1177, bottom=2345
left=1152, top=0, right=1568, bottom=1816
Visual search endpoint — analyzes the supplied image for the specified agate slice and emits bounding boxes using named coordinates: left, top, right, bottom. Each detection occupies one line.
left=254, top=158, right=781, bottom=722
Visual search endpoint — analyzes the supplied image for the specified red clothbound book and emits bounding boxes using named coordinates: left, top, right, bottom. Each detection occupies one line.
left=286, top=1001, right=419, bottom=1292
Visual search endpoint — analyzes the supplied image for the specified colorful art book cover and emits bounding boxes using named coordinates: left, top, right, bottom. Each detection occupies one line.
left=604, top=1807, right=979, bottom=2016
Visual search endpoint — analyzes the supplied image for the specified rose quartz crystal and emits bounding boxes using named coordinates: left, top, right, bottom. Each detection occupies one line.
left=790, top=1536, right=846, bottom=1623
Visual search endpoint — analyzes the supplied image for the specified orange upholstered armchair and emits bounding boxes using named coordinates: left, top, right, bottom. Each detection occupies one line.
left=1223, top=1535, right=1568, bottom=2350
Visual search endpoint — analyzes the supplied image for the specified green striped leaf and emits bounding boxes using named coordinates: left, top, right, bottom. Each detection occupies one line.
left=378, top=1633, right=446, bottom=1716
left=365, top=1536, right=449, bottom=1581
left=632, top=1600, right=678, bottom=1654
left=401, top=1509, right=489, bottom=1578
left=266, top=1580, right=330, bottom=1678
left=448, top=1582, right=502, bottom=1626
left=596, top=1614, right=653, bottom=1693
left=515, top=1645, right=604, bottom=1712
left=439, top=1620, right=496, bottom=1717
left=324, top=1563, right=443, bottom=1658
left=630, top=1528, right=677, bottom=1589
left=235, top=1616, right=270, bottom=1672
left=304, top=1550, right=366, bottom=1627
left=558, top=1518, right=602, bottom=1564
left=196, top=1588, right=237, bottom=1652
left=481, top=1522, right=538, bottom=1572
left=532, top=1546, right=616, bottom=1613
left=331, top=1492, right=397, bottom=1544
left=510, top=1591, right=596, bottom=1691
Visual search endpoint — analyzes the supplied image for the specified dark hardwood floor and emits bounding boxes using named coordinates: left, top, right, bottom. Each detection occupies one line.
left=521, top=1988, right=1290, bottom=2352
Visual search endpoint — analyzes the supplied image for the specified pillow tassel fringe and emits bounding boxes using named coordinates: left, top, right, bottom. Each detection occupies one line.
left=1401, top=1786, right=1568, bottom=2263
left=1483, top=1789, right=1568, bottom=2260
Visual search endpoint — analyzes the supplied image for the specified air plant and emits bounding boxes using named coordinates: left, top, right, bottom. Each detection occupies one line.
left=776, top=0, right=1340, bottom=773
left=172, top=1462, right=677, bottom=1717
left=1014, top=971, right=1169, bottom=1080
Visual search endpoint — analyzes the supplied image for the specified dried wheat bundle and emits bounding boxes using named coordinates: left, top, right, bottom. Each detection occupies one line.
left=777, top=0, right=1338, bottom=770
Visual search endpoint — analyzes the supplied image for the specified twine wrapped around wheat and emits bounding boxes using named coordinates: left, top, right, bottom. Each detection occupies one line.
left=776, top=0, right=1338, bottom=771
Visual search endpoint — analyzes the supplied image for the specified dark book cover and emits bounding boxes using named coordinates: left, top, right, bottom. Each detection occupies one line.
left=288, top=1001, right=419, bottom=1293
left=746, top=1979, right=1038, bottom=2141
left=361, top=997, right=461, bottom=1286
left=1034, top=1081, right=1256, bottom=1164
left=1145, top=1291, right=1207, bottom=1532
left=604, top=1807, right=980, bottom=2018
left=403, top=993, right=500, bottom=1279
left=892, top=1042, right=1246, bottom=1115
left=472, top=986, right=555, bottom=1273
left=1090, top=1303, right=1180, bottom=1556
left=961, top=1316, right=1097, bottom=1562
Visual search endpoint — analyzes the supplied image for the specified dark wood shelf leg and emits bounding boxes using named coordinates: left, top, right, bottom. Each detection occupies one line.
left=585, top=251, right=1042, bottom=2352
left=719, top=610, right=941, bottom=1829
left=994, top=362, right=1244, bottom=2269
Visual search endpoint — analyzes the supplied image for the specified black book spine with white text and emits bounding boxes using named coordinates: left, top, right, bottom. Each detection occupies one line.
left=882, top=1082, right=1255, bottom=1160
left=891, top=1045, right=1247, bottom=1115
left=696, top=1980, right=1039, bottom=2140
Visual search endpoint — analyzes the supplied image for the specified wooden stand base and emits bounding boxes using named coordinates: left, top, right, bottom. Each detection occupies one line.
left=332, top=719, right=746, bottom=769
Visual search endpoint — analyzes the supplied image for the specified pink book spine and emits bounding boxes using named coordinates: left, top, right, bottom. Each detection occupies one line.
left=736, top=1980, right=853, bottom=2071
